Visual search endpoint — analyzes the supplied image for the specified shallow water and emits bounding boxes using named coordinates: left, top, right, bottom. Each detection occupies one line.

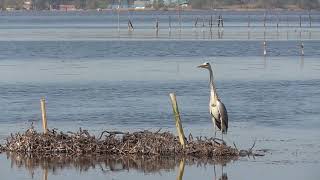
left=0, top=11, right=320, bottom=179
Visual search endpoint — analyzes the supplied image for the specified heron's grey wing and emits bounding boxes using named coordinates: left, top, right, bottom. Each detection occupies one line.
left=217, top=101, right=228, bottom=130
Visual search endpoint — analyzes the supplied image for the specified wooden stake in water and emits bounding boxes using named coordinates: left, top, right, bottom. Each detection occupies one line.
left=40, top=97, right=48, bottom=134
left=300, top=41, right=304, bottom=56
left=169, top=93, right=186, bottom=148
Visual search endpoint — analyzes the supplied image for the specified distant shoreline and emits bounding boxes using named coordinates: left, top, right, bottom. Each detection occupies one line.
left=1, top=8, right=318, bottom=13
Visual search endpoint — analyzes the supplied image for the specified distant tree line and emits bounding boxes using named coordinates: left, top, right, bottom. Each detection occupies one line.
left=0, top=0, right=319, bottom=10
left=189, top=0, right=320, bottom=9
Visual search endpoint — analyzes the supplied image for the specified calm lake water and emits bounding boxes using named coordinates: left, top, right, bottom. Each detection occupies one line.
left=0, top=10, right=320, bottom=180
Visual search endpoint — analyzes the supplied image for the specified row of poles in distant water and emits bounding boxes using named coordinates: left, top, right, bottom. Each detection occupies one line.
left=261, top=11, right=311, bottom=57
left=125, top=14, right=224, bottom=33
left=117, top=10, right=312, bottom=56
left=125, top=15, right=225, bottom=40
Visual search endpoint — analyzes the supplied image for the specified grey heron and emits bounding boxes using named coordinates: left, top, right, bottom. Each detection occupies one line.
left=198, top=62, right=228, bottom=140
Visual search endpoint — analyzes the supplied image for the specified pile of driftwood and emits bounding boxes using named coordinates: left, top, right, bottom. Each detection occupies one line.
left=0, top=126, right=245, bottom=158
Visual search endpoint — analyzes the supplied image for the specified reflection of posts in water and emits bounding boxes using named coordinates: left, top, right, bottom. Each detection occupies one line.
left=308, top=11, right=312, bottom=28
left=202, top=17, right=205, bottom=32
left=276, top=15, right=279, bottom=40
left=247, top=30, right=250, bottom=40
left=210, top=15, right=213, bottom=32
left=299, top=15, right=302, bottom=28
left=300, top=55, right=304, bottom=70
left=263, top=40, right=267, bottom=56
left=308, top=31, right=311, bottom=40
left=43, top=168, right=48, bottom=180
left=176, top=158, right=185, bottom=180
left=176, top=63, right=180, bottom=74
left=263, top=11, right=266, bottom=29
left=169, top=16, right=172, bottom=32
left=220, top=165, right=228, bottom=180
left=218, top=29, right=223, bottom=39
left=213, top=164, right=228, bottom=180
left=299, top=28, right=302, bottom=40
left=276, top=15, right=279, bottom=31
left=155, top=18, right=159, bottom=38
left=300, top=41, right=304, bottom=56
left=263, top=55, right=267, bottom=70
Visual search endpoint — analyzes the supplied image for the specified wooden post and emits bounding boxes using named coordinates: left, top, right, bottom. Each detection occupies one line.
left=169, top=93, right=186, bottom=148
left=176, top=158, right=185, bottom=180
left=40, top=97, right=48, bottom=134
left=309, top=11, right=312, bottom=28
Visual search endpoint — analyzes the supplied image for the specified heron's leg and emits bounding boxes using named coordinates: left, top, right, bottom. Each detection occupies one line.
left=221, top=132, right=224, bottom=141
left=214, top=125, right=217, bottom=139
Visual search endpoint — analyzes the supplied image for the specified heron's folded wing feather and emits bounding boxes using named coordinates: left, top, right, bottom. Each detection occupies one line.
left=217, top=101, right=228, bottom=129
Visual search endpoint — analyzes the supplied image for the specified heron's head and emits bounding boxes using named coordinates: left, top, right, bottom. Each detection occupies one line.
left=197, top=62, right=211, bottom=69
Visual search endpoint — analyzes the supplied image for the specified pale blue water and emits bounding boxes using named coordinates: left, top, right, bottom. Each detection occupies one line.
left=0, top=10, right=319, bottom=180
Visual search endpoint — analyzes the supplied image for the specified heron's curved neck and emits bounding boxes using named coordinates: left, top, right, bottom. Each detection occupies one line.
left=208, top=67, right=219, bottom=99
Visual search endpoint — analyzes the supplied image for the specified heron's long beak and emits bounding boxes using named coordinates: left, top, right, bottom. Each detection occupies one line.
left=197, top=64, right=207, bottom=68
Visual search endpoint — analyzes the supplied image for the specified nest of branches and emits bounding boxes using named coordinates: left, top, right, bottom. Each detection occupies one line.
left=0, top=126, right=259, bottom=159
